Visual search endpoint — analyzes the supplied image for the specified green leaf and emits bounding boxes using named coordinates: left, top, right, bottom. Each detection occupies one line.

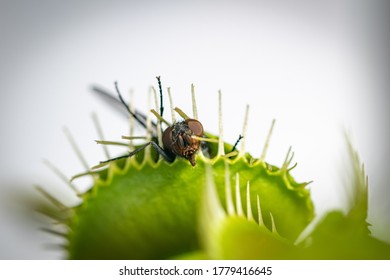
left=67, top=151, right=313, bottom=259
left=299, top=136, right=390, bottom=259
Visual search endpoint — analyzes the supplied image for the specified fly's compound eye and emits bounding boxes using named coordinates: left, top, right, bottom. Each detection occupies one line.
left=186, top=119, right=203, bottom=136
left=162, top=126, right=173, bottom=149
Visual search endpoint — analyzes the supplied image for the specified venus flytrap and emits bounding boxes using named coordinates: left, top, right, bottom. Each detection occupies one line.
left=294, top=138, right=390, bottom=259
left=197, top=163, right=296, bottom=259
left=35, top=79, right=389, bottom=259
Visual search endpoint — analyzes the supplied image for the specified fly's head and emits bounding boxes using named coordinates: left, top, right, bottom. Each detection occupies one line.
left=162, top=119, right=204, bottom=166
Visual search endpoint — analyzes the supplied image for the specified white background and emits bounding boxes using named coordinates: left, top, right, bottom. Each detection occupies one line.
left=0, top=0, right=389, bottom=259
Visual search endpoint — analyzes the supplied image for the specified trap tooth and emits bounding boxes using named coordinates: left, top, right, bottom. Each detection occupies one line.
left=246, top=181, right=254, bottom=221
left=40, top=227, right=68, bottom=238
left=259, top=119, right=276, bottom=162
left=35, top=186, right=68, bottom=211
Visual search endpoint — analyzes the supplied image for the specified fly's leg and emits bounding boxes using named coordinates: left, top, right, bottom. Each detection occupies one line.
left=149, top=141, right=175, bottom=163
left=97, top=141, right=175, bottom=166
left=230, top=134, right=244, bottom=152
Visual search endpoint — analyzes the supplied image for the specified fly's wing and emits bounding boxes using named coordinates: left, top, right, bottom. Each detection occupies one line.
left=91, top=85, right=157, bottom=133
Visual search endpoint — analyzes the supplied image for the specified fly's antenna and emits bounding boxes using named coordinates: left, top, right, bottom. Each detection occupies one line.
left=156, top=76, right=164, bottom=118
left=114, top=81, right=147, bottom=129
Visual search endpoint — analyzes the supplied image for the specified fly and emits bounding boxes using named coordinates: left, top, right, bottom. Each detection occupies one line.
left=92, top=77, right=205, bottom=167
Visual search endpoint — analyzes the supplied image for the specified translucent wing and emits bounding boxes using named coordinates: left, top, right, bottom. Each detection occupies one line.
left=91, top=85, right=157, bottom=132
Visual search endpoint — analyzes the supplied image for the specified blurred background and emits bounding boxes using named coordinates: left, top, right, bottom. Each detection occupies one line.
left=0, top=0, right=389, bottom=259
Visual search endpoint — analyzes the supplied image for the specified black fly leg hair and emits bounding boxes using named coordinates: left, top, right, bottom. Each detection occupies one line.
left=156, top=76, right=164, bottom=118
left=98, top=141, right=175, bottom=165
left=114, top=81, right=149, bottom=130
left=92, top=85, right=149, bottom=127
left=230, top=134, right=244, bottom=152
